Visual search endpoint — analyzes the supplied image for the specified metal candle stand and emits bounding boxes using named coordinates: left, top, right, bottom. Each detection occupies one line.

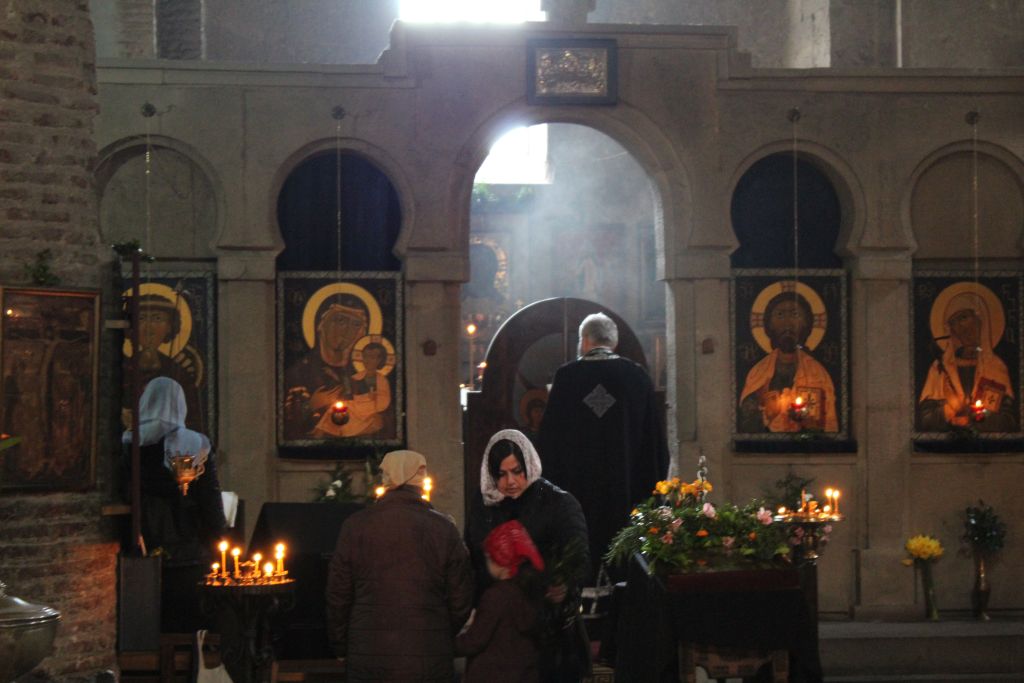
left=199, top=579, right=295, bottom=683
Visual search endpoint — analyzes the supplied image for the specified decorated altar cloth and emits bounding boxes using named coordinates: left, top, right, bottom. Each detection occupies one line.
left=615, top=554, right=822, bottom=682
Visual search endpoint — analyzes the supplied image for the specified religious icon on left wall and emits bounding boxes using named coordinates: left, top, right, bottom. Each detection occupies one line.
left=1, top=287, right=99, bottom=491
left=278, top=272, right=403, bottom=455
left=120, top=271, right=217, bottom=441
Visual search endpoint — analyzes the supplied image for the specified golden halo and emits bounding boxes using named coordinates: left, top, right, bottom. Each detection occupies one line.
left=121, top=283, right=193, bottom=358
left=301, top=283, right=382, bottom=349
left=928, top=281, right=1004, bottom=351
left=750, top=281, right=827, bottom=353
left=351, top=335, right=396, bottom=376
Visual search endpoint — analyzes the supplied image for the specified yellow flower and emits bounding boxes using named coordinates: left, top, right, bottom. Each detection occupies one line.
left=905, top=534, right=944, bottom=561
left=654, top=480, right=671, bottom=495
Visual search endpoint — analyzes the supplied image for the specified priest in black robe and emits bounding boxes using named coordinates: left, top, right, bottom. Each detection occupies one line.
left=537, top=312, right=669, bottom=581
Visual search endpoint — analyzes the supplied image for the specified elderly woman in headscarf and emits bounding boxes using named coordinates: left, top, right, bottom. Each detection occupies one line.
left=466, top=429, right=591, bottom=683
left=918, top=291, right=1016, bottom=432
left=121, top=376, right=226, bottom=632
left=325, top=450, right=474, bottom=682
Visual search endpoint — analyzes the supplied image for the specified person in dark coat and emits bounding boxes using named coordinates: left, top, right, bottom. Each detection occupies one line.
left=537, top=312, right=669, bottom=580
left=466, top=429, right=591, bottom=683
left=325, top=450, right=474, bottom=682
left=456, top=520, right=545, bottom=683
left=121, top=376, right=226, bottom=633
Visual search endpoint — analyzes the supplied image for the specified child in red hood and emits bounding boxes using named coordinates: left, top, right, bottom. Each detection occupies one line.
left=457, top=520, right=546, bottom=682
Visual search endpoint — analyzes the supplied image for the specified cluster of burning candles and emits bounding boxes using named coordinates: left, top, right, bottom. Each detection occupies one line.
left=775, top=487, right=843, bottom=522
left=372, top=476, right=433, bottom=502
left=205, top=541, right=291, bottom=586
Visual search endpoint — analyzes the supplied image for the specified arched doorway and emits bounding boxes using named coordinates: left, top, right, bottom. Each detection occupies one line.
left=463, top=297, right=652, bottom=512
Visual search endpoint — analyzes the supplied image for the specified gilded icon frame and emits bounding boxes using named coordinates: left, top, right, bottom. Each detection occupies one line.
left=1, top=287, right=100, bottom=491
left=277, top=272, right=403, bottom=457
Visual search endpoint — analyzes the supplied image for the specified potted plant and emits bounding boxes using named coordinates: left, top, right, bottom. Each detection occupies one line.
left=962, top=500, right=1006, bottom=620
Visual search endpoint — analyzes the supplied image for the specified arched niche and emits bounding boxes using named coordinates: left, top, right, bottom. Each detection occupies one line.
left=96, top=137, right=220, bottom=258
left=730, top=152, right=843, bottom=269
left=276, top=150, right=402, bottom=271
left=910, top=145, right=1024, bottom=260
left=728, top=141, right=867, bottom=262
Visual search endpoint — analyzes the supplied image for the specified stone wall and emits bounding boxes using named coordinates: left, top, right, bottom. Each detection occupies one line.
left=0, top=0, right=117, bottom=679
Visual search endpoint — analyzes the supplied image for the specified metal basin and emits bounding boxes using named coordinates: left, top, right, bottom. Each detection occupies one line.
left=0, top=581, right=61, bottom=683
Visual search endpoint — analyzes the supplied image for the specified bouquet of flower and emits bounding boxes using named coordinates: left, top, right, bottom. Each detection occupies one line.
left=962, top=500, right=1006, bottom=556
left=902, top=534, right=943, bottom=620
left=606, top=477, right=791, bottom=574
left=904, top=534, right=944, bottom=563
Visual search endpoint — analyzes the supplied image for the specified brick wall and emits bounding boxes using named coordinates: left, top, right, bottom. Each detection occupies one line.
left=0, top=1, right=117, bottom=680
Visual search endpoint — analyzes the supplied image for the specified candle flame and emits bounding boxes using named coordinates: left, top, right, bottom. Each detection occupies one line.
left=466, top=323, right=477, bottom=335
left=231, top=547, right=241, bottom=557
left=212, top=563, right=219, bottom=571
left=218, top=540, right=229, bottom=552
left=264, top=562, right=275, bottom=576
left=375, top=485, right=387, bottom=498
left=275, top=543, right=285, bottom=553
left=253, top=553, right=262, bottom=564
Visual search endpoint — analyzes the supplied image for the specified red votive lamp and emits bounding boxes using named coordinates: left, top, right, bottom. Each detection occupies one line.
left=330, top=400, right=349, bottom=426
left=971, top=399, right=987, bottom=422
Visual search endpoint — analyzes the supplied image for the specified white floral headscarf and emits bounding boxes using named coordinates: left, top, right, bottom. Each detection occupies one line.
left=480, top=429, right=542, bottom=506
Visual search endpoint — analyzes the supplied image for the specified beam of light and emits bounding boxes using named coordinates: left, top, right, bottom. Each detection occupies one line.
left=476, top=124, right=550, bottom=185
left=400, top=0, right=544, bottom=24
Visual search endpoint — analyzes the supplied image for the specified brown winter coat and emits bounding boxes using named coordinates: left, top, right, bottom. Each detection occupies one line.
left=326, top=486, right=475, bottom=682
left=456, top=579, right=541, bottom=683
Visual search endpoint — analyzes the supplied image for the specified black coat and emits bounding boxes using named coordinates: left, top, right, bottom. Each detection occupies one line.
left=325, top=486, right=475, bottom=682
left=537, top=354, right=669, bottom=576
left=466, top=479, right=591, bottom=682
left=130, top=440, right=226, bottom=566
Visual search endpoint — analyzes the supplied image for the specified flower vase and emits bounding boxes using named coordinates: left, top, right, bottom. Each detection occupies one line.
left=971, top=552, right=991, bottom=621
left=919, top=560, right=939, bottom=621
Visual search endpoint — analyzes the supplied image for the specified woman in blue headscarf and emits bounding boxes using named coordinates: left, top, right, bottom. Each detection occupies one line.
left=122, top=377, right=226, bottom=632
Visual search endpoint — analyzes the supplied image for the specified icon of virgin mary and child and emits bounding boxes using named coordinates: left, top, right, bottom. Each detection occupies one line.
left=283, top=284, right=396, bottom=441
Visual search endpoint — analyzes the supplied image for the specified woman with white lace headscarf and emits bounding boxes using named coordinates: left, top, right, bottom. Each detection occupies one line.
left=466, top=429, right=591, bottom=683
left=122, top=377, right=226, bottom=632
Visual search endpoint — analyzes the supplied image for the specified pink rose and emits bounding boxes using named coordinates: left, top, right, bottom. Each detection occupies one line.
left=660, top=532, right=674, bottom=544
left=756, top=507, right=773, bottom=525
left=702, top=502, right=716, bottom=519
left=722, top=536, right=735, bottom=548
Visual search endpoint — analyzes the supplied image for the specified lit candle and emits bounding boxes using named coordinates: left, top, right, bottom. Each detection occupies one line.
left=330, top=400, right=349, bottom=425
left=264, top=562, right=275, bottom=578
left=422, top=476, right=432, bottom=502
left=833, top=489, right=840, bottom=515
left=211, top=562, right=219, bottom=575
left=275, top=543, right=286, bottom=574
left=253, top=553, right=262, bottom=578
left=777, top=506, right=787, bottom=515
left=219, top=541, right=229, bottom=577
left=375, top=485, right=386, bottom=498
left=971, top=399, right=987, bottom=422
left=231, top=547, right=241, bottom=578
left=825, top=488, right=834, bottom=512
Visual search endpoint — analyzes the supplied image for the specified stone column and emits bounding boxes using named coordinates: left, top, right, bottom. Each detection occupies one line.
left=403, top=251, right=467, bottom=526
left=0, top=1, right=118, bottom=678
left=665, top=249, right=734, bottom=489
left=216, top=254, right=278, bottom=541
left=542, top=0, right=595, bottom=26
left=849, top=254, right=916, bottom=617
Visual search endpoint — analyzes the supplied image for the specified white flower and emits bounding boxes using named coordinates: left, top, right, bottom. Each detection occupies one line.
left=324, top=488, right=336, bottom=498
left=331, top=479, right=342, bottom=488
